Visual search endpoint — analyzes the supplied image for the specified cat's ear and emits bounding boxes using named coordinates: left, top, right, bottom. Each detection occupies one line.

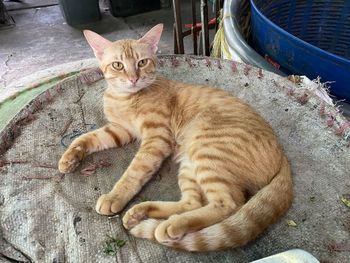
left=83, top=30, right=112, bottom=60
left=138, top=24, right=163, bottom=53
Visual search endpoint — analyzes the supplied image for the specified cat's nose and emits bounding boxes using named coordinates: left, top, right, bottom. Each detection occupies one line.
left=129, top=77, right=139, bottom=85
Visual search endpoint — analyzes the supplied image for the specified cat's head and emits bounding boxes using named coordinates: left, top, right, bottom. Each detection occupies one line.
left=83, top=24, right=163, bottom=94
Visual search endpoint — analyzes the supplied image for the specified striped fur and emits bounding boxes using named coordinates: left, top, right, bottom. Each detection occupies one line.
left=58, top=24, right=293, bottom=251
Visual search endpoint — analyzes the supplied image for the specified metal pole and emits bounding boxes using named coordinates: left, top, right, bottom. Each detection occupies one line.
left=201, top=0, right=210, bottom=56
left=172, top=0, right=184, bottom=54
left=215, top=0, right=221, bottom=32
left=191, top=0, right=198, bottom=55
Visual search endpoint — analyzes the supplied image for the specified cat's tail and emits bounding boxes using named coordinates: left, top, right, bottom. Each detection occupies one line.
left=130, top=155, right=293, bottom=251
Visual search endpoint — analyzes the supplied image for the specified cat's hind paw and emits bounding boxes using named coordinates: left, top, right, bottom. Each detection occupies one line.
left=154, top=215, right=186, bottom=243
left=122, top=203, right=149, bottom=229
left=58, top=146, right=85, bottom=173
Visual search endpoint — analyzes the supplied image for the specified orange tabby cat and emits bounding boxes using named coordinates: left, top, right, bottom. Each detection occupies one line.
left=58, top=24, right=293, bottom=251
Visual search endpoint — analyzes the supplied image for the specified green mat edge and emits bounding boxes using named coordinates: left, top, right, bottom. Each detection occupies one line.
left=0, top=71, right=80, bottom=132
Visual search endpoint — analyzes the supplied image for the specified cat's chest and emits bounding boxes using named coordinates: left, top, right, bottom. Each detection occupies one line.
left=103, top=97, right=142, bottom=137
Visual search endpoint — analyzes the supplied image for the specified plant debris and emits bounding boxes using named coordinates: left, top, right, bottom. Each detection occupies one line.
left=0, top=159, right=29, bottom=167
left=98, top=159, right=112, bottom=167
left=23, top=175, right=53, bottom=180
left=309, top=196, right=316, bottom=202
left=80, top=163, right=97, bottom=176
left=286, top=219, right=297, bottom=227
left=287, top=75, right=302, bottom=84
left=57, top=117, right=73, bottom=136
left=328, top=242, right=350, bottom=252
left=80, top=159, right=112, bottom=176
left=23, top=173, right=64, bottom=181
left=33, top=162, right=57, bottom=169
left=103, top=235, right=126, bottom=256
left=340, top=194, right=350, bottom=208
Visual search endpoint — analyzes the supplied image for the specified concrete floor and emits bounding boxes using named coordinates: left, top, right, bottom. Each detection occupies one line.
left=0, top=2, right=199, bottom=89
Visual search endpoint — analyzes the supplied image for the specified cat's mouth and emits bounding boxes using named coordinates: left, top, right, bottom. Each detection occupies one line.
left=129, top=86, right=140, bottom=92
left=115, top=77, right=155, bottom=94
left=124, top=84, right=144, bottom=93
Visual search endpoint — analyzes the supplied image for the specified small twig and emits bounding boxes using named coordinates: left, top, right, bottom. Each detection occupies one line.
left=0, top=159, right=29, bottom=167
left=23, top=175, right=53, bottom=180
left=328, top=242, right=350, bottom=252
left=33, top=163, right=57, bottom=169
left=58, top=118, right=73, bottom=136
left=23, top=173, right=64, bottom=181
left=39, top=143, right=58, bottom=147
left=73, top=93, right=85, bottom=104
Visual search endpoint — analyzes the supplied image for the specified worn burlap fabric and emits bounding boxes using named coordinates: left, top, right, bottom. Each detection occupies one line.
left=0, top=56, right=349, bottom=263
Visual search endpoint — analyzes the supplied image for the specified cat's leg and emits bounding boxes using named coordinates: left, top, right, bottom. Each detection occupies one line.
left=154, top=167, right=245, bottom=243
left=58, top=123, right=134, bottom=173
left=96, top=133, right=173, bottom=215
left=123, top=159, right=203, bottom=229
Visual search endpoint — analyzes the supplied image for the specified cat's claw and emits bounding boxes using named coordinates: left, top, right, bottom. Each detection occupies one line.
left=58, top=146, right=85, bottom=173
left=155, top=215, right=186, bottom=243
left=96, top=193, right=124, bottom=216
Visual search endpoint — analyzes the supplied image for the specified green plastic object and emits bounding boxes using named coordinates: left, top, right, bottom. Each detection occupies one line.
left=108, top=0, right=160, bottom=17
left=59, top=0, right=101, bottom=26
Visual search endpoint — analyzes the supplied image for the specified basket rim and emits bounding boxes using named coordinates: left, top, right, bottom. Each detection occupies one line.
left=250, top=0, right=350, bottom=66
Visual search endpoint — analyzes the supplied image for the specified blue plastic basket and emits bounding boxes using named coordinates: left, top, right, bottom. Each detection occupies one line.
left=250, top=0, right=350, bottom=101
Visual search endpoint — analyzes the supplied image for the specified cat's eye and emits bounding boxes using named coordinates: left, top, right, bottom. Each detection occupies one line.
left=138, top=59, right=148, bottom=67
left=111, top=62, right=124, bottom=71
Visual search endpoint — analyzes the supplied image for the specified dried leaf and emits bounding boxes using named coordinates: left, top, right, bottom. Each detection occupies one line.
left=80, top=163, right=96, bottom=176
left=98, top=159, right=112, bottom=167
left=286, top=220, right=297, bottom=227
left=341, top=195, right=350, bottom=208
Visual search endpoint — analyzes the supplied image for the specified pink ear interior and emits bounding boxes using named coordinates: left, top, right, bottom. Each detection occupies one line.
left=83, top=30, right=112, bottom=60
left=138, top=24, right=164, bottom=53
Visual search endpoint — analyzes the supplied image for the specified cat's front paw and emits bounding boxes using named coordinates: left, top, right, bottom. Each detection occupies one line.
left=96, top=193, right=125, bottom=216
left=155, top=215, right=186, bottom=243
left=122, top=203, right=150, bottom=229
left=58, top=145, right=85, bottom=173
